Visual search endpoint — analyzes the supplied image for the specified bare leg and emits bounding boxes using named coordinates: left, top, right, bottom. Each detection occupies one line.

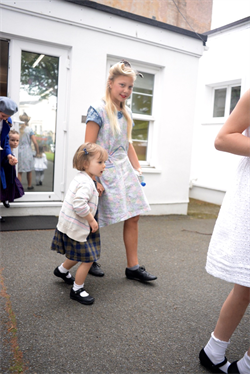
left=123, top=215, right=139, bottom=268
left=63, top=258, right=78, bottom=270
left=18, top=172, right=22, bottom=182
left=75, top=262, right=93, bottom=285
left=27, top=171, right=32, bottom=188
left=214, top=284, right=250, bottom=341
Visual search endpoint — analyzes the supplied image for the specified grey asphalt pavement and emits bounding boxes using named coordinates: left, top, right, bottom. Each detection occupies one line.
left=0, top=213, right=248, bottom=373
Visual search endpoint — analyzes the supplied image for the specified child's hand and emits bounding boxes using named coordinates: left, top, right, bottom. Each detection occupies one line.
left=96, top=182, right=105, bottom=197
left=8, top=154, right=18, bottom=166
left=135, top=167, right=142, bottom=175
left=89, top=219, right=98, bottom=233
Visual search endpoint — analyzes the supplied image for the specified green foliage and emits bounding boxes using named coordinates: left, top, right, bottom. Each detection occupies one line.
left=21, top=51, right=59, bottom=99
left=45, top=152, right=54, bottom=162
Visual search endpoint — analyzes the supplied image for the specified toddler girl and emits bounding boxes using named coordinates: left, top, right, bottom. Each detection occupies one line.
left=34, top=145, right=48, bottom=186
left=51, top=142, right=108, bottom=305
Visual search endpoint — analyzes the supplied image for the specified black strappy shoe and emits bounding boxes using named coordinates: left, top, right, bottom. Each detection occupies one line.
left=199, top=348, right=228, bottom=373
left=228, top=361, right=240, bottom=373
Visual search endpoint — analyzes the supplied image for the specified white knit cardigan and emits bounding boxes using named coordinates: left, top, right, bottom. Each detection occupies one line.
left=57, top=171, right=98, bottom=242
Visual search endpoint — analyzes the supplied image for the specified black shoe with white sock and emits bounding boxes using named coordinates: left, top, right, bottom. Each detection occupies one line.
left=54, top=267, right=75, bottom=285
left=199, top=348, right=228, bottom=373
left=70, top=287, right=94, bottom=305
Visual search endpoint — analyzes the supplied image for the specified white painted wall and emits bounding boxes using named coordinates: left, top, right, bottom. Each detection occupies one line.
left=190, top=19, right=250, bottom=204
left=0, top=0, right=205, bottom=216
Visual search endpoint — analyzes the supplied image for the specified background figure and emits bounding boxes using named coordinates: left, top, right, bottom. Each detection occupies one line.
left=199, top=89, right=250, bottom=374
left=18, top=112, right=39, bottom=190
left=0, top=130, right=24, bottom=208
left=34, top=145, right=48, bottom=186
left=0, top=96, right=18, bottom=222
left=85, top=60, right=156, bottom=282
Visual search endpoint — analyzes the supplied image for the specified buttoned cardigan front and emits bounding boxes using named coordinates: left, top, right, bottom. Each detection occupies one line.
left=57, top=171, right=99, bottom=242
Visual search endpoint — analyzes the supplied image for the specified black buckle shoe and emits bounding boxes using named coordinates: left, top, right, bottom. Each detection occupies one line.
left=70, top=287, right=94, bottom=305
left=3, top=201, right=10, bottom=208
left=228, top=361, right=240, bottom=373
left=199, top=348, right=228, bottom=373
left=54, top=267, right=75, bottom=285
left=125, top=266, right=157, bottom=282
left=88, top=262, right=104, bottom=277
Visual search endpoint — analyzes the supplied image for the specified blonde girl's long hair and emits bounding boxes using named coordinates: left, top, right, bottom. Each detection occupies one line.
left=105, top=61, right=137, bottom=143
left=19, top=112, right=31, bottom=138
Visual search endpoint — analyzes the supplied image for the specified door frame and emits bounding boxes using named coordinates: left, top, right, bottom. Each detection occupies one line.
left=7, top=38, right=70, bottom=202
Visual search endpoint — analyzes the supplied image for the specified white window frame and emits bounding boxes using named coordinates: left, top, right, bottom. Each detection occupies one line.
left=212, top=83, right=241, bottom=118
left=107, top=57, right=162, bottom=167
left=203, top=80, right=241, bottom=125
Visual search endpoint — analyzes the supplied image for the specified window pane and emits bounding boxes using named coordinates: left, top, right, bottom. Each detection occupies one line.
left=133, top=72, right=154, bottom=94
left=132, top=120, right=149, bottom=161
left=129, top=72, right=154, bottom=115
left=213, top=88, right=226, bottom=117
left=230, top=86, right=241, bottom=113
left=132, top=93, right=153, bottom=115
left=18, top=51, right=58, bottom=192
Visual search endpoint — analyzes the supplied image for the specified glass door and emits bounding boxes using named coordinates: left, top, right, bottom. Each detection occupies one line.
left=8, top=39, right=69, bottom=202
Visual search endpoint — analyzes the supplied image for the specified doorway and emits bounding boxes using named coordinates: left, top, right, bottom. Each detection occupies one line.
left=7, top=39, right=70, bottom=202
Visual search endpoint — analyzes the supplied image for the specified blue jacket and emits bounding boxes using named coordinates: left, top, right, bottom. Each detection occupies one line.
left=1, top=117, right=12, bottom=189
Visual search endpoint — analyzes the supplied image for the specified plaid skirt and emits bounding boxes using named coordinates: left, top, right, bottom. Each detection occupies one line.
left=51, top=227, right=101, bottom=263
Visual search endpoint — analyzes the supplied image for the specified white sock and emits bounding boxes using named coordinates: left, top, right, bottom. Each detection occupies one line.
left=237, top=351, right=250, bottom=374
left=58, top=263, right=72, bottom=279
left=73, top=282, right=89, bottom=297
left=204, top=332, right=230, bottom=373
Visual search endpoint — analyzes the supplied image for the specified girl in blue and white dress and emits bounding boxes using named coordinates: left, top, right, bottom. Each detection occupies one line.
left=199, top=89, right=250, bottom=374
left=85, top=60, right=157, bottom=282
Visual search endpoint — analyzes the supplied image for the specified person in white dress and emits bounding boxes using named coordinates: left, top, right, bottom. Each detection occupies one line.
left=199, top=89, right=250, bottom=374
left=34, top=145, right=48, bottom=186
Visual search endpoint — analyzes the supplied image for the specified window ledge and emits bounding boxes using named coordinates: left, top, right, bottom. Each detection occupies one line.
left=141, top=167, right=161, bottom=174
left=202, top=119, right=225, bottom=125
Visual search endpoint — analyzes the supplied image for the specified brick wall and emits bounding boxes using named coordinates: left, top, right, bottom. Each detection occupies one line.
left=89, top=0, right=212, bottom=33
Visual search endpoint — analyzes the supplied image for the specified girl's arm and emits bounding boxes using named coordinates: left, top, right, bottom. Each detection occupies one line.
left=84, top=211, right=98, bottom=233
left=73, top=185, right=98, bottom=232
left=128, top=143, right=141, bottom=173
left=3, top=134, right=17, bottom=165
left=85, top=121, right=105, bottom=196
left=85, top=121, right=99, bottom=143
left=214, top=89, right=250, bottom=156
left=31, top=134, right=39, bottom=154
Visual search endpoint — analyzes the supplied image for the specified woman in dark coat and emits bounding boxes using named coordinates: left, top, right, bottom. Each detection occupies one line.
left=0, top=96, right=19, bottom=222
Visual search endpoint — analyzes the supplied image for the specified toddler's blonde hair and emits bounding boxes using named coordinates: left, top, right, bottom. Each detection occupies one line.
left=73, top=142, right=108, bottom=171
